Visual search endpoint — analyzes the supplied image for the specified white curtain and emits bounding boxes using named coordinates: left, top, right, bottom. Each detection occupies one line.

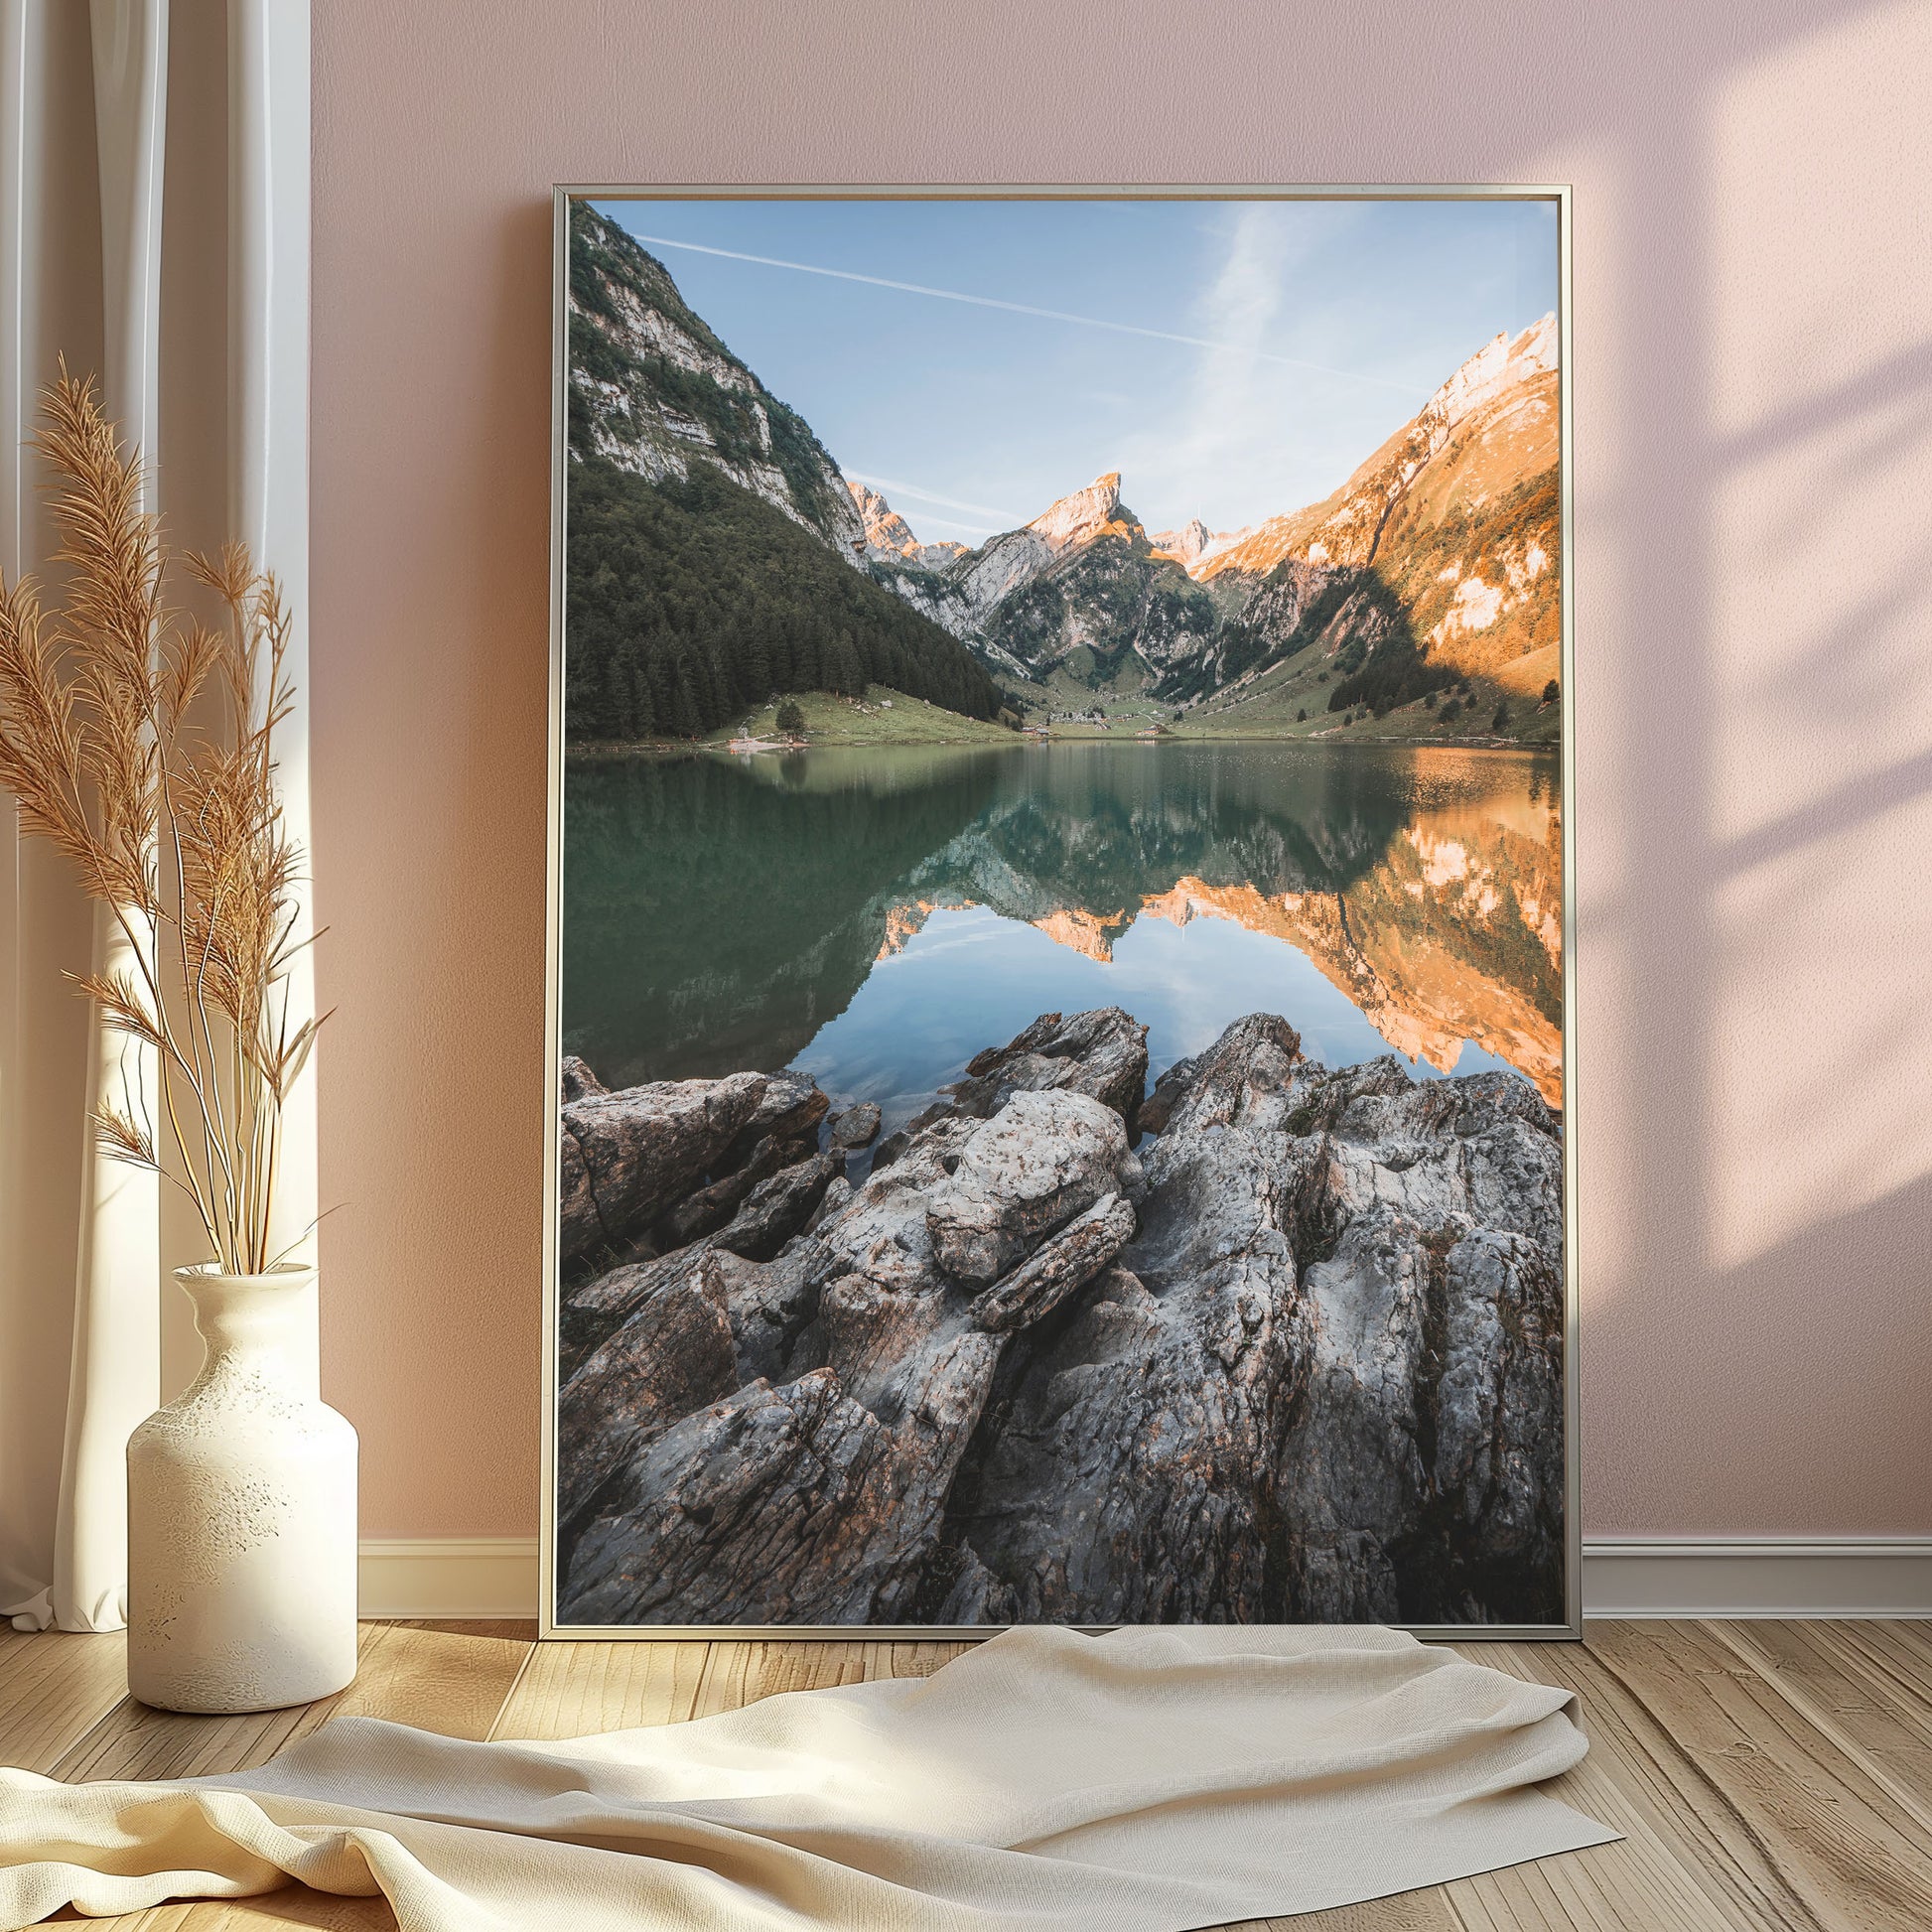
left=0, top=0, right=313, bottom=1634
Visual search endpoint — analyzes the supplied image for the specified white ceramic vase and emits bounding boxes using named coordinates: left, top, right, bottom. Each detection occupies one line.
left=126, top=1265, right=358, bottom=1713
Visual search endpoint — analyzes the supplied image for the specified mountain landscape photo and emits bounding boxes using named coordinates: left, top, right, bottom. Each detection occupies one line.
left=554, top=195, right=1570, bottom=1630
left=563, top=199, right=1561, bottom=748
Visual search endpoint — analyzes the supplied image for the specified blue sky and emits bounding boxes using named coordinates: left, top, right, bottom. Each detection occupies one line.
left=595, top=197, right=1558, bottom=543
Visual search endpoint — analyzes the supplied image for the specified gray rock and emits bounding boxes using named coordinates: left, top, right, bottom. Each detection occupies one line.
left=559, top=1240, right=710, bottom=1382
left=869, top=1008, right=1150, bottom=1170
left=563, top=1371, right=893, bottom=1625
left=806, top=1112, right=981, bottom=1290
left=783, top=1118, right=988, bottom=1407
left=560, top=1109, right=1013, bottom=1625
left=1304, top=1059, right=1563, bottom=1257
left=1273, top=1205, right=1434, bottom=1621
left=1134, top=1054, right=1197, bottom=1137
left=1434, top=1226, right=1565, bottom=1602
left=830, top=1101, right=882, bottom=1149
left=950, top=1007, right=1149, bottom=1124
left=713, top=1151, right=844, bottom=1262
left=933, top=1543, right=1017, bottom=1624
left=950, top=1074, right=1303, bottom=1622
left=925, top=1089, right=1128, bottom=1287
left=560, top=1072, right=767, bottom=1266
left=560, top=1345, right=998, bottom=1626
left=933, top=1013, right=1564, bottom=1626
left=968, top=1192, right=1136, bottom=1334
left=1154, top=1011, right=1305, bottom=1142
left=554, top=1009, right=1566, bottom=1629
left=561, top=1054, right=607, bottom=1103
left=803, top=1173, right=852, bottom=1233
left=656, top=1129, right=817, bottom=1250
left=718, top=1070, right=828, bottom=1173
left=711, top=1241, right=827, bottom=1387
left=558, top=1128, right=601, bottom=1273
left=866, top=1102, right=955, bottom=1173
left=556, top=1249, right=738, bottom=1538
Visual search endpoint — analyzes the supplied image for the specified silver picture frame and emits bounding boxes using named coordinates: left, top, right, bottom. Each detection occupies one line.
left=539, top=183, right=1579, bottom=1642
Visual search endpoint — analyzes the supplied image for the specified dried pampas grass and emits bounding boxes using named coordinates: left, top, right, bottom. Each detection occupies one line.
left=0, top=363, right=324, bottom=1274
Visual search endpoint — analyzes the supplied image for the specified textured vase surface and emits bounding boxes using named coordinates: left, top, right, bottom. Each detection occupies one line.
left=126, top=1265, right=357, bottom=1713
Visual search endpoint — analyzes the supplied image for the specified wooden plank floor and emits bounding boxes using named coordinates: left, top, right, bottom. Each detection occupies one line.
left=4, top=1620, right=1931, bottom=1929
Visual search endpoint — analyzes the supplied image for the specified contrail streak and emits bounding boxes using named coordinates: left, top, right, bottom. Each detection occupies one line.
left=844, top=471, right=1026, bottom=527
left=622, top=231, right=1429, bottom=397
left=900, top=514, right=1005, bottom=540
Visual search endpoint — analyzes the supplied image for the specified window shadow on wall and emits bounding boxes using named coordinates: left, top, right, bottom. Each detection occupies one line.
left=1576, top=0, right=1932, bottom=1531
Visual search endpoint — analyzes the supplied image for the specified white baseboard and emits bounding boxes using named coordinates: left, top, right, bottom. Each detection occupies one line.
left=357, top=1536, right=1932, bottom=1623
left=359, top=1539, right=540, bottom=1619
left=1582, top=1538, right=1932, bottom=1618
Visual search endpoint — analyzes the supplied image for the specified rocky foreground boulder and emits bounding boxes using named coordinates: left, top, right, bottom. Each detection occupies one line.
left=559, top=1064, right=829, bottom=1269
left=556, top=1009, right=1565, bottom=1627
left=870, top=1005, right=1148, bottom=1169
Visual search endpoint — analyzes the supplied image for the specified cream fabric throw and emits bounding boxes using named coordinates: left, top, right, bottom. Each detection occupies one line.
left=0, top=1625, right=1614, bottom=1930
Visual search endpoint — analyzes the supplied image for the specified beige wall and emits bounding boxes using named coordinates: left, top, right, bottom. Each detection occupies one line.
left=310, top=0, right=1932, bottom=1537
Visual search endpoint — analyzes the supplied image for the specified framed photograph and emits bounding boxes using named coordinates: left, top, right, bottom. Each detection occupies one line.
left=542, top=186, right=1577, bottom=1638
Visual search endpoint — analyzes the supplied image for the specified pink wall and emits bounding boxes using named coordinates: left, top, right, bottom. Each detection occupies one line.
left=310, top=0, right=1932, bottom=1537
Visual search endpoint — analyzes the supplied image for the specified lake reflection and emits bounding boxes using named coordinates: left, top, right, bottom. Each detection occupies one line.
left=562, top=741, right=1563, bottom=1128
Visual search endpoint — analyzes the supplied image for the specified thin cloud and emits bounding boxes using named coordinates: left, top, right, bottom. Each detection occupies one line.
left=1118, top=202, right=1402, bottom=528
left=844, top=472, right=1026, bottom=525
left=910, top=516, right=1003, bottom=541
left=622, top=230, right=1427, bottom=397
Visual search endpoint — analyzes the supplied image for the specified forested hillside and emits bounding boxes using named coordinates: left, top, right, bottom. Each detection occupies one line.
left=565, top=461, right=1005, bottom=742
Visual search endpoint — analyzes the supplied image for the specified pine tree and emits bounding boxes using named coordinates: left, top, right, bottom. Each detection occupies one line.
left=637, top=656, right=668, bottom=730
left=669, top=672, right=701, bottom=739
left=831, top=631, right=863, bottom=697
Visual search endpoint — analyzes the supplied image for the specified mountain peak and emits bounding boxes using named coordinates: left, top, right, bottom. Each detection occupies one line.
left=848, top=477, right=913, bottom=547
left=848, top=478, right=891, bottom=522
left=1169, top=516, right=1211, bottom=559
left=1149, top=515, right=1252, bottom=579
left=845, top=477, right=968, bottom=573
left=1432, top=310, right=1558, bottom=429
left=1028, top=471, right=1124, bottom=550
left=1197, top=310, right=1559, bottom=585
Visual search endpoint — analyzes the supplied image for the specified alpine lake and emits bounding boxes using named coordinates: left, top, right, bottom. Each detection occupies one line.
left=562, top=738, right=1565, bottom=1136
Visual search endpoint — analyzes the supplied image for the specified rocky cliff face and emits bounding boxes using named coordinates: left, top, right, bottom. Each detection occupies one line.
left=555, top=1007, right=1566, bottom=1627
left=568, top=205, right=867, bottom=554
left=844, top=318, right=1560, bottom=725
left=951, top=472, right=1134, bottom=621
left=1173, top=318, right=1561, bottom=718
left=564, top=209, right=1008, bottom=744
left=838, top=481, right=1039, bottom=676
left=848, top=480, right=969, bottom=574
left=1202, top=317, right=1558, bottom=583
left=841, top=471, right=1230, bottom=689
left=1148, top=516, right=1249, bottom=576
